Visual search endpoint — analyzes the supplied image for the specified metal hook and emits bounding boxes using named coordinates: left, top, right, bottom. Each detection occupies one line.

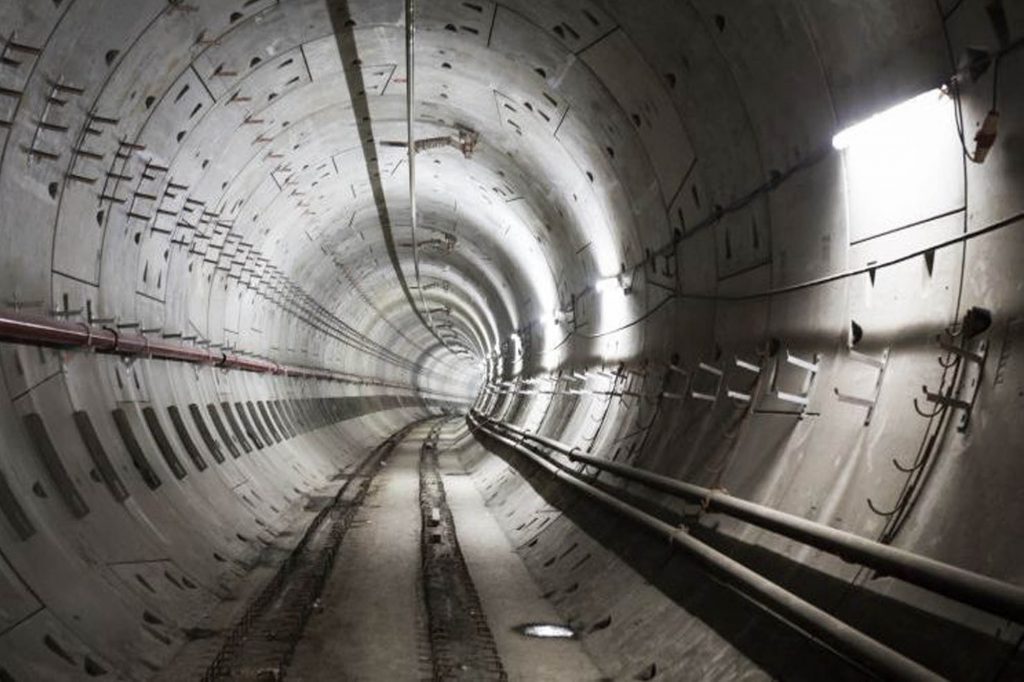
left=635, top=404, right=661, bottom=431
left=943, top=322, right=964, bottom=339
left=892, top=456, right=926, bottom=474
left=912, top=397, right=945, bottom=418
left=867, top=496, right=903, bottom=517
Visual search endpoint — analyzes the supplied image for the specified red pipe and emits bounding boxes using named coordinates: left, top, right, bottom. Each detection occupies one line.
left=0, top=308, right=475, bottom=402
left=0, top=308, right=383, bottom=387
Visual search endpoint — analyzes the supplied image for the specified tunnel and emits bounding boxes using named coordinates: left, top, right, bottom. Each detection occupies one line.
left=0, top=0, right=1022, bottom=679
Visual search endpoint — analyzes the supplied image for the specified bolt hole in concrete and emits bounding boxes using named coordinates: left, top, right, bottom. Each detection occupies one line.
left=143, top=610, right=165, bottom=625
left=43, top=634, right=75, bottom=665
left=83, top=655, right=107, bottom=676
left=513, top=622, right=577, bottom=639
left=589, top=614, right=612, bottom=632
left=635, top=662, right=658, bottom=680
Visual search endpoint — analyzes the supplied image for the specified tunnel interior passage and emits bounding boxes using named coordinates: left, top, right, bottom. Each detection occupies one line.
left=0, top=0, right=1023, bottom=680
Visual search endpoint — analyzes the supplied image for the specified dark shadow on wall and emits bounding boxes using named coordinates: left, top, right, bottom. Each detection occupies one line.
left=473, top=429, right=1024, bottom=682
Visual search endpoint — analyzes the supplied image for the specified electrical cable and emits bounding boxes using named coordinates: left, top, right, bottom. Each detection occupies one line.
left=575, top=292, right=677, bottom=339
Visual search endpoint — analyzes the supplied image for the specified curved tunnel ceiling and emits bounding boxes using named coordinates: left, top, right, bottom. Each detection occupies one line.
left=0, top=0, right=1023, bottom=679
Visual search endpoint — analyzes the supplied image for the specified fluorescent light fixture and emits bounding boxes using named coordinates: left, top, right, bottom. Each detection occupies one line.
left=837, top=86, right=958, bottom=242
left=832, top=88, right=948, bottom=150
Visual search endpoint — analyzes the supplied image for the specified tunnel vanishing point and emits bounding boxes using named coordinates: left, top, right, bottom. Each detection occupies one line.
left=0, top=0, right=1022, bottom=680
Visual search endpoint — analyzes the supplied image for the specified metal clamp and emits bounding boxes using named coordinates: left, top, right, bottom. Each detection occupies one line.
left=833, top=348, right=890, bottom=426
left=725, top=356, right=762, bottom=404
left=691, top=362, right=723, bottom=404
left=914, top=336, right=988, bottom=432
left=767, top=349, right=820, bottom=413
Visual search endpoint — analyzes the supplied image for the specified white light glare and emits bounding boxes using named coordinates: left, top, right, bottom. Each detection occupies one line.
left=594, top=275, right=621, bottom=294
left=832, top=88, right=948, bottom=151
left=539, top=309, right=563, bottom=330
left=517, top=623, right=576, bottom=639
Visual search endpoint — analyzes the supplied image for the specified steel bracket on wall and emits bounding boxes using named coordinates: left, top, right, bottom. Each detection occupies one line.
left=915, top=334, right=989, bottom=432
left=725, top=356, right=762, bottom=404
left=833, top=348, right=890, bottom=426
left=690, top=362, right=723, bottom=404
left=660, top=361, right=689, bottom=400
left=765, top=349, right=820, bottom=415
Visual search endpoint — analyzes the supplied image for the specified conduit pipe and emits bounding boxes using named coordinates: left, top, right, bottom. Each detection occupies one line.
left=0, top=307, right=445, bottom=392
left=468, top=413, right=942, bottom=682
left=484, top=416, right=1024, bottom=624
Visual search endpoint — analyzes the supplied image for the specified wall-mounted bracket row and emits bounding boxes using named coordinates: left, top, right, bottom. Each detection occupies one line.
left=915, top=332, right=988, bottom=432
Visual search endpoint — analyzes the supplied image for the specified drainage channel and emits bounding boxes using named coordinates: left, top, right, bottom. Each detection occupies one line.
left=200, top=420, right=426, bottom=680
left=419, top=421, right=508, bottom=681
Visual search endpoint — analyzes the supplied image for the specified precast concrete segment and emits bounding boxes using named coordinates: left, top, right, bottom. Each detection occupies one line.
left=419, top=421, right=507, bottom=681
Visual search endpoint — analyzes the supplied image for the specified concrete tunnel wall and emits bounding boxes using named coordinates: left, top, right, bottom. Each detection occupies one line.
left=0, top=0, right=1022, bottom=679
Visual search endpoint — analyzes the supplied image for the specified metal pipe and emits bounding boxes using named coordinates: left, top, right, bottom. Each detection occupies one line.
left=485, top=416, right=1024, bottom=624
left=468, top=414, right=941, bottom=681
left=0, top=307, right=470, bottom=398
left=405, top=0, right=425, bottom=318
left=400, top=0, right=464, bottom=360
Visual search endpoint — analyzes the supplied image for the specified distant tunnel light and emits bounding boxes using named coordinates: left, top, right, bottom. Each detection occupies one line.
left=594, top=275, right=621, bottom=294
left=515, top=623, right=576, bottom=639
left=539, top=313, right=561, bottom=335
left=831, top=88, right=949, bottom=151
